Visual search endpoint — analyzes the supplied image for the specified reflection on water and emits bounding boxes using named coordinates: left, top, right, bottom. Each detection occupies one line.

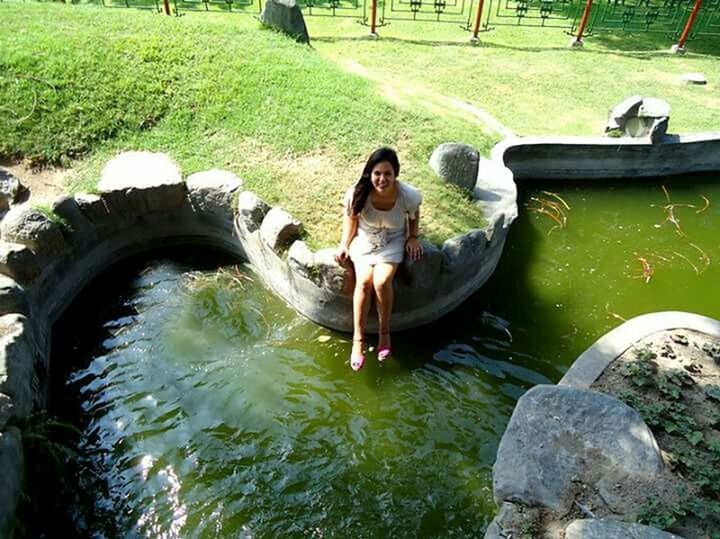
left=39, top=175, right=720, bottom=537
left=47, top=258, right=533, bottom=538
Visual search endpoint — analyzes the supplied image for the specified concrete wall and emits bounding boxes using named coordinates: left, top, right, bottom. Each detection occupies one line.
left=492, top=132, right=720, bottom=180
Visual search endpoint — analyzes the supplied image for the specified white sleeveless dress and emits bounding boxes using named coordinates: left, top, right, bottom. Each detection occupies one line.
left=343, top=181, right=422, bottom=266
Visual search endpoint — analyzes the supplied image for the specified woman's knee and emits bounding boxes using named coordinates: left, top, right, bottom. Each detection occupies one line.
left=355, top=269, right=374, bottom=293
left=373, top=272, right=394, bottom=292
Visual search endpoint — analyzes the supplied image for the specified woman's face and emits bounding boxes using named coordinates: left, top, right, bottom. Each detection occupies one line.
left=371, top=160, right=396, bottom=193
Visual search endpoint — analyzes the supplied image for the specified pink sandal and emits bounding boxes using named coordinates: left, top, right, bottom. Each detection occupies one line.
left=378, top=332, right=391, bottom=362
left=350, top=338, right=365, bottom=371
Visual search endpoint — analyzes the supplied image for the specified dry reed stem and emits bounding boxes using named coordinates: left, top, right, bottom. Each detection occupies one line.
left=605, top=303, right=627, bottom=322
left=696, top=195, right=710, bottom=214
left=540, top=191, right=571, bottom=210
left=661, top=184, right=671, bottom=203
left=633, top=256, right=654, bottom=283
left=672, top=251, right=700, bottom=274
left=528, top=194, right=570, bottom=235
left=688, top=242, right=711, bottom=273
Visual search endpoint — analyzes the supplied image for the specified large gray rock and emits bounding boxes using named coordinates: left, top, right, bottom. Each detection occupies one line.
left=51, top=195, right=96, bottom=246
left=493, top=385, right=663, bottom=514
left=565, top=519, right=684, bottom=539
left=0, top=393, right=12, bottom=431
left=403, top=240, right=442, bottom=290
left=260, top=207, right=303, bottom=252
left=0, top=242, right=40, bottom=285
left=484, top=502, right=541, bottom=539
left=237, top=191, right=271, bottom=233
left=605, top=96, right=670, bottom=142
left=288, top=243, right=348, bottom=294
left=0, top=169, right=21, bottom=212
left=312, top=248, right=347, bottom=294
left=0, top=426, right=23, bottom=539
left=638, top=98, right=671, bottom=119
left=186, top=169, right=243, bottom=223
left=74, top=193, right=110, bottom=224
left=441, top=229, right=488, bottom=275
left=98, top=151, right=186, bottom=216
left=0, top=275, right=27, bottom=316
left=606, top=95, right=643, bottom=132
left=0, top=314, right=37, bottom=421
left=429, top=143, right=480, bottom=191
left=0, top=205, right=67, bottom=256
left=260, top=0, right=310, bottom=44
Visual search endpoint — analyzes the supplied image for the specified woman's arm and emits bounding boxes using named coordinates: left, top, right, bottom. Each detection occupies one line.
left=406, top=208, right=423, bottom=261
left=335, top=212, right=358, bottom=265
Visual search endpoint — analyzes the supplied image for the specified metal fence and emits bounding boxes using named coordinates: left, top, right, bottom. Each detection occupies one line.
left=3, top=0, right=720, bottom=45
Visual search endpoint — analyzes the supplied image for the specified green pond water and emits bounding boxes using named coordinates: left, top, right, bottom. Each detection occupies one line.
left=34, top=176, right=720, bottom=538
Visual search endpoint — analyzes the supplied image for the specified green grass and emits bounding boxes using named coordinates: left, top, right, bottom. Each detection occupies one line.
left=309, top=17, right=720, bottom=136
left=2, top=4, right=719, bottom=247
left=0, top=4, right=492, bottom=248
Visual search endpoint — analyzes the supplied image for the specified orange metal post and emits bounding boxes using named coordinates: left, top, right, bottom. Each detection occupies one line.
left=574, top=0, right=593, bottom=43
left=472, top=0, right=486, bottom=39
left=370, top=0, right=378, bottom=34
left=163, top=0, right=171, bottom=15
left=676, top=0, right=703, bottom=49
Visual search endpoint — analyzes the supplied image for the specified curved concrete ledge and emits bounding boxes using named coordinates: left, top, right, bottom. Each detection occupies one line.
left=491, top=132, right=720, bottom=180
left=0, top=151, right=516, bottom=535
left=235, top=156, right=517, bottom=332
left=560, top=311, right=720, bottom=389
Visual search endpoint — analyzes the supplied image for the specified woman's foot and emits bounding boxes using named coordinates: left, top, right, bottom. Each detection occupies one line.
left=378, top=331, right=391, bottom=362
left=350, top=338, right=365, bottom=371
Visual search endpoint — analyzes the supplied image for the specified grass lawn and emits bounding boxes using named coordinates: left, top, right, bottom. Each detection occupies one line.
left=0, top=3, right=491, bottom=248
left=309, top=17, right=720, bottom=136
left=2, top=3, right=719, bottom=248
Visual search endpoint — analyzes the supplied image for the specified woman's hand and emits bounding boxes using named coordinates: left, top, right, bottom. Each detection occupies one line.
left=335, top=245, right=350, bottom=266
left=405, top=236, right=423, bottom=261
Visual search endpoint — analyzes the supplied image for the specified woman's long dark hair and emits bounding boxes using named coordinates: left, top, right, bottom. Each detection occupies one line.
left=348, top=147, right=401, bottom=216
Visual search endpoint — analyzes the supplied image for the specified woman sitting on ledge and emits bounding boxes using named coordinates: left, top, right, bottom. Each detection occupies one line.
left=335, top=147, right=423, bottom=371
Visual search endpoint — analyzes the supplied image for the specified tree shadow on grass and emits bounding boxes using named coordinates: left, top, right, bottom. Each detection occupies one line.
left=313, top=31, right=720, bottom=57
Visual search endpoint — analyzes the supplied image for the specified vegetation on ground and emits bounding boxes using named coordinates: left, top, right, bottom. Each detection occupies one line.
left=593, top=333, right=720, bottom=538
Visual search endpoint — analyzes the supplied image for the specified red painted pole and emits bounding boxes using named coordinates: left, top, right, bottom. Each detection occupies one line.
left=676, top=0, right=703, bottom=49
left=370, top=0, right=378, bottom=35
left=162, top=0, right=171, bottom=15
left=574, top=0, right=593, bottom=43
left=472, top=0, right=486, bottom=39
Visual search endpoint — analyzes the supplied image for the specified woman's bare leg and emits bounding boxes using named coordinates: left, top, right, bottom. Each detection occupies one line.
left=373, top=262, right=399, bottom=350
left=352, top=263, right=375, bottom=357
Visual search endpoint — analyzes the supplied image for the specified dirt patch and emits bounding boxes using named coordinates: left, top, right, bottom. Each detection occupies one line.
left=0, top=158, right=70, bottom=206
left=592, top=329, right=720, bottom=538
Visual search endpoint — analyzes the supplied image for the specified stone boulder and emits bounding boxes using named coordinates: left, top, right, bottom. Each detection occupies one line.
left=186, top=169, right=244, bottom=223
left=0, top=314, right=37, bottom=421
left=0, top=169, right=21, bottom=213
left=493, top=384, right=663, bottom=514
left=260, top=207, right=303, bottom=252
left=260, top=0, right=310, bottom=44
left=681, top=72, right=706, bottom=85
left=0, top=275, right=27, bottom=316
left=402, top=240, right=442, bottom=290
left=441, top=229, right=488, bottom=275
left=605, top=96, right=670, bottom=143
left=237, top=191, right=271, bottom=233
left=429, top=143, right=480, bottom=191
left=98, top=151, right=186, bottom=216
left=565, top=519, right=683, bottom=539
left=0, top=205, right=66, bottom=256
left=0, top=242, right=39, bottom=285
